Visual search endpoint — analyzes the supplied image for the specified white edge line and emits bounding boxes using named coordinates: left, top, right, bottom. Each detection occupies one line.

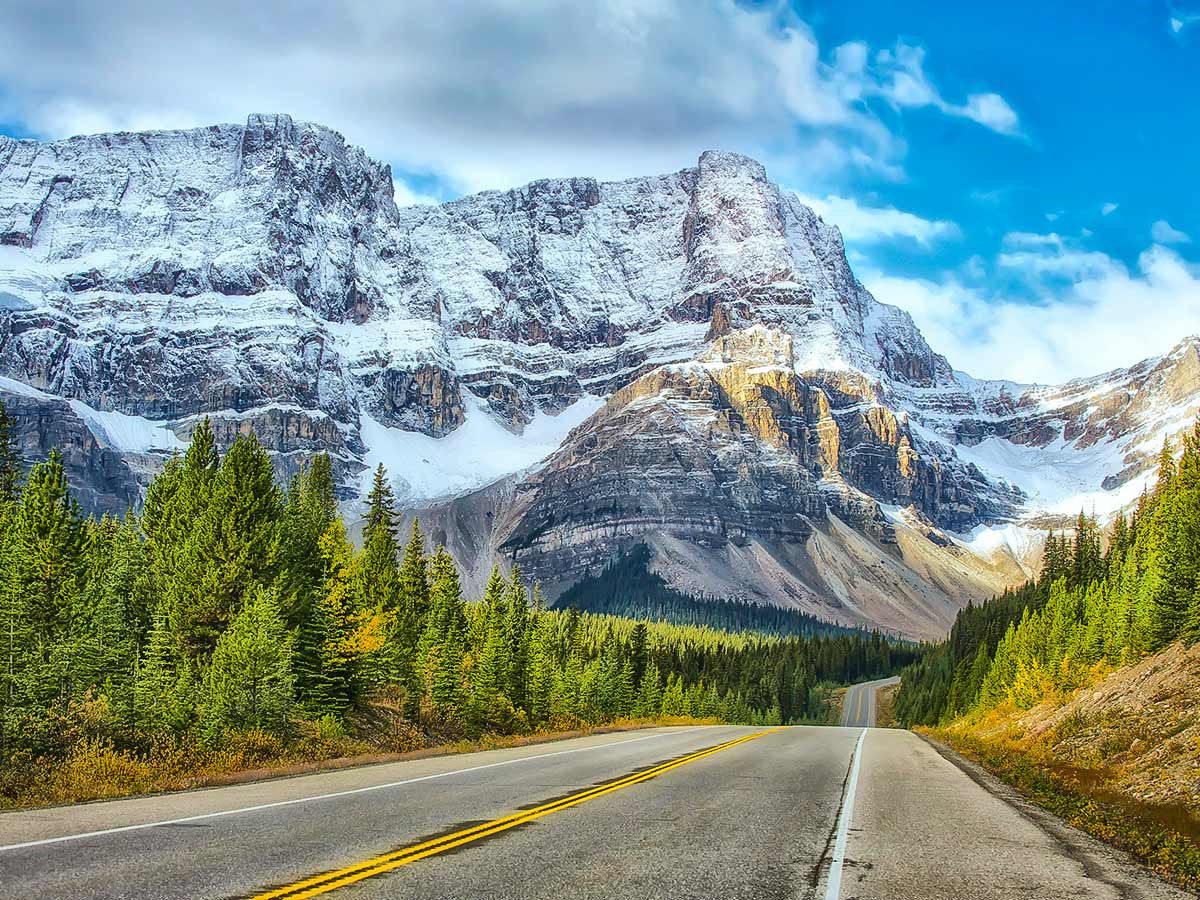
left=0, top=726, right=714, bottom=853
left=824, top=727, right=867, bottom=900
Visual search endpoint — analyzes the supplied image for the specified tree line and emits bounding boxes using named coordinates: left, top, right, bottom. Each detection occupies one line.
left=0, top=404, right=914, bottom=772
left=555, top=543, right=877, bottom=638
left=896, top=424, right=1200, bottom=726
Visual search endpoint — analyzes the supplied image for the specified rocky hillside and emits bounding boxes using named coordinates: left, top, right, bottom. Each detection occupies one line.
left=1, top=114, right=1197, bottom=638
left=966, top=641, right=1200, bottom=811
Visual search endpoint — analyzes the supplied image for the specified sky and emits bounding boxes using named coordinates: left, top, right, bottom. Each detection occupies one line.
left=0, top=0, right=1197, bottom=384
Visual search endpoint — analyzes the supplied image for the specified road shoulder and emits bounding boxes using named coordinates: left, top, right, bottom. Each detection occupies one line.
left=918, top=733, right=1195, bottom=900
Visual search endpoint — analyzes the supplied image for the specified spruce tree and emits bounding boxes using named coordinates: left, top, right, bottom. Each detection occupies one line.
left=504, top=566, right=529, bottom=709
left=524, top=615, right=557, bottom=727
left=176, top=434, right=281, bottom=657
left=395, top=518, right=429, bottom=716
left=295, top=519, right=362, bottom=717
left=357, top=465, right=401, bottom=683
left=1182, top=586, right=1200, bottom=646
left=421, top=548, right=467, bottom=716
left=9, top=450, right=82, bottom=709
left=278, top=454, right=337, bottom=627
left=471, top=566, right=509, bottom=723
left=204, top=584, right=295, bottom=736
left=0, top=399, right=20, bottom=504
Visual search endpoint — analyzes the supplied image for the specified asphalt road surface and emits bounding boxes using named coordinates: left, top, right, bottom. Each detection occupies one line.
left=839, top=675, right=899, bottom=727
left=0, top=711, right=1191, bottom=899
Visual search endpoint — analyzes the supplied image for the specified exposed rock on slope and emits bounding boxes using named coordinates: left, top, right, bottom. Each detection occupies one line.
left=966, top=641, right=1200, bottom=810
left=1, top=115, right=1198, bottom=637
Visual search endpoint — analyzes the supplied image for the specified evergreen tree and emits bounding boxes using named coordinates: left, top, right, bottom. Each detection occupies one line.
left=471, top=567, right=510, bottom=724
left=295, top=519, right=365, bottom=717
left=420, top=548, right=467, bottom=716
left=174, top=431, right=280, bottom=658
left=203, top=585, right=295, bottom=736
left=356, top=465, right=400, bottom=684
left=0, top=399, right=20, bottom=504
left=278, top=454, right=337, bottom=627
left=524, top=615, right=557, bottom=727
left=505, top=566, right=530, bottom=709
left=8, top=450, right=82, bottom=710
left=396, top=518, right=430, bottom=717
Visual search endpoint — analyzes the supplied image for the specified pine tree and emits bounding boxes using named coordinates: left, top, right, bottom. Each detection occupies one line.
left=395, top=518, right=429, bottom=717
left=505, top=567, right=530, bottom=709
left=174, top=431, right=280, bottom=658
left=421, top=548, right=467, bottom=716
left=0, top=399, right=20, bottom=504
left=203, top=584, right=295, bottom=736
left=278, top=454, right=337, bottom=627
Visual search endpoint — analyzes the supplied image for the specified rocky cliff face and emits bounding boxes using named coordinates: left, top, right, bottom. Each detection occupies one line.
left=1, top=115, right=1196, bottom=639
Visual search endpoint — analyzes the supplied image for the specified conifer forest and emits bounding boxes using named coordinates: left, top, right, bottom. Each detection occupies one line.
left=0, top=404, right=910, bottom=802
left=896, top=422, right=1200, bottom=727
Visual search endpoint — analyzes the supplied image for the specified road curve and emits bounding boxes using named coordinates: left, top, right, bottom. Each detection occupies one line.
left=840, top=675, right=899, bottom=727
left=0, top=718, right=1190, bottom=899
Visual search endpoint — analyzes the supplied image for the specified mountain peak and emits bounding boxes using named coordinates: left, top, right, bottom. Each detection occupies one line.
left=695, top=150, right=769, bottom=182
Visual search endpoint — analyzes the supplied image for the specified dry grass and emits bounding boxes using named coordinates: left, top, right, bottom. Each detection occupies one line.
left=874, top=683, right=899, bottom=728
left=926, top=728, right=1200, bottom=891
left=0, top=715, right=718, bottom=812
left=924, top=642, right=1200, bottom=891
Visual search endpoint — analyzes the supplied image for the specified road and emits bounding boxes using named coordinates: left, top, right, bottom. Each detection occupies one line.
left=0, top=713, right=1190, bottom=899
left=839, top=675, right=899, bottom=727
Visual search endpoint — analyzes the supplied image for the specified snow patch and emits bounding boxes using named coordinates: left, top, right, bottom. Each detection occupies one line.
left=360, top=393, right=607, bottom=504
left=68, top=402, right=186, bottom=453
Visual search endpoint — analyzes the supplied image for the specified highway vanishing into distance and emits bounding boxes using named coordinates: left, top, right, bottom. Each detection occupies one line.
left=0, top=687, right=1190, bottom=900
left=839, top=675, right=897, bottom=728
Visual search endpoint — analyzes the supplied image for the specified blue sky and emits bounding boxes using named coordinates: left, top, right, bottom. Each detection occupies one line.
left=794, top=0, right=1198, bottom=279
left=0, top=0, right=1197, bottom=382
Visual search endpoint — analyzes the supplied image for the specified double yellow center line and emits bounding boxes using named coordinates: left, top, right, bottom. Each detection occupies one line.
left=247, top=728, right=775, bottom=900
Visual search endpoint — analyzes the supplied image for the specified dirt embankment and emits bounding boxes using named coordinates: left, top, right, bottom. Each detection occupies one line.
left=875, top=682, right=899, bottom=728
left=966, top=641, right=1200, bottom=810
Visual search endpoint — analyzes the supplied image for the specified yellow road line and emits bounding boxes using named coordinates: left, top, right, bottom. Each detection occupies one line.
left=855, top=686, right=864, bottom=725
left=247, top=729, right=776, bottom=900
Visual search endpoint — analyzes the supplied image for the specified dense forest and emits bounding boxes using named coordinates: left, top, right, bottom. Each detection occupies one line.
left=0, top=404, right=913, bottom=795
left=555, top=544, right=873, bottom=638
left=897, top=423, right=1200, bottom=726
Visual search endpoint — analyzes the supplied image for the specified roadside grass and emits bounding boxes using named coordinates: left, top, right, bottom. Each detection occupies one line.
left=874, top=683, right=899, bottom=728
left=925, top=728, right=1200, bottom=892
left=0, top=716, right=719, bottom=812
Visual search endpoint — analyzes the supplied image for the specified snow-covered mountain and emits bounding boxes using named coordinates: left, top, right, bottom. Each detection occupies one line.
left=1, top=115, right=1196, bottom=638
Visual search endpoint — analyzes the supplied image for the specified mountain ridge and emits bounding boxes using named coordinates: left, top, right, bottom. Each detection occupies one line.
left=1, top=113, right=1197, bottom=638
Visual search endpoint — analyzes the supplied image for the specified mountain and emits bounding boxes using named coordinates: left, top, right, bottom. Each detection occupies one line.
left=1, top=114, right=1197, bottom=639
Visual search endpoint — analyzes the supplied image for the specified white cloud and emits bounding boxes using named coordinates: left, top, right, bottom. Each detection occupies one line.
left=961, top=92, right=1021, bottom=135
left=793, top=193, right=958, bottom=245
left=1002, top=231, right=1064, bottom=249
left=872, top=43, right=1022, bottom=136
left=0, top=1, right=1022, bottom=194
left=1151, top=219, right=1191, bottom=245
left=1102, top=202, right=1119, bottom=216
left=392, top=180, right=440, bottom=207
left=867, top=244, right=1200, bottom=383
left=1171, top=10, right=1200, bottom=35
